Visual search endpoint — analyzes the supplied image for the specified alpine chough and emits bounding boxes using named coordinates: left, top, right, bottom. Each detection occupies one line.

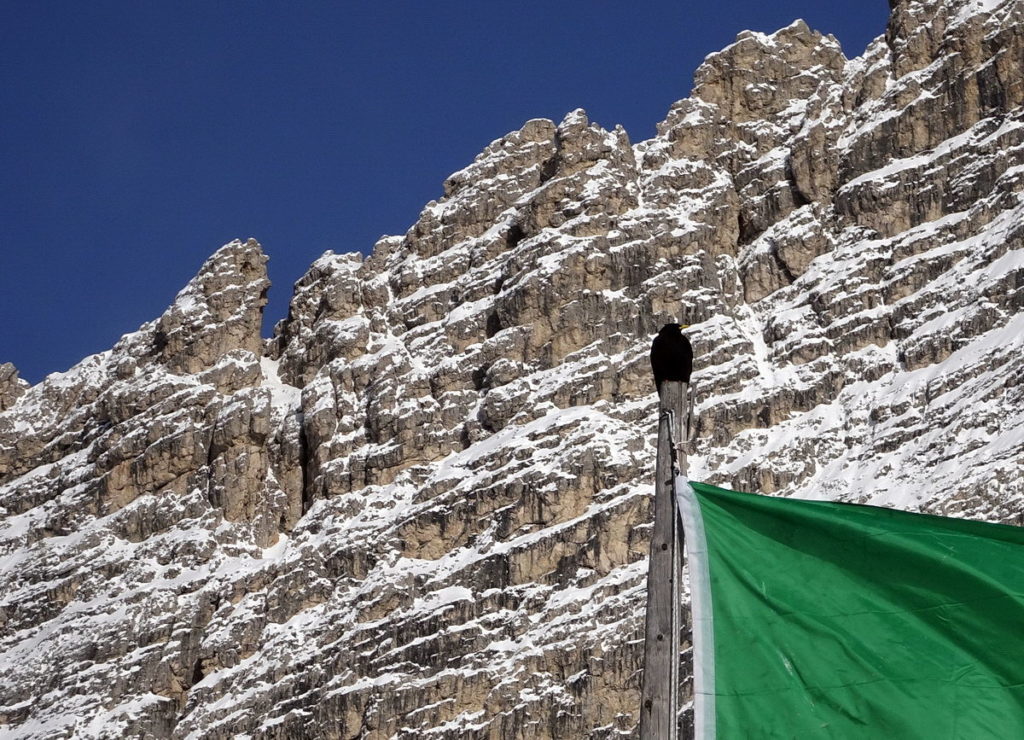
left=650, top=323, right=692, bottom=389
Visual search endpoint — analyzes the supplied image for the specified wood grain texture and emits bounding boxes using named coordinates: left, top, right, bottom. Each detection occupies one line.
left=640, top=380, right=685, bottom=739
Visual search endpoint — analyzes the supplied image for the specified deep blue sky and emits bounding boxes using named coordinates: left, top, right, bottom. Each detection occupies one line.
left=2, top=2, right=889, bottom=384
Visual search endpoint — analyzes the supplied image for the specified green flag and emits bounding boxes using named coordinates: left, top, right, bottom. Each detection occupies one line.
left=677, top=479, right=1024, bottom=739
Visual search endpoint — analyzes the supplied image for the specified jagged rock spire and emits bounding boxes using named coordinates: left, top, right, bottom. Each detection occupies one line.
left=153, top=238, right=270, bottom=375
left=0, top=362, right=28, bottom=411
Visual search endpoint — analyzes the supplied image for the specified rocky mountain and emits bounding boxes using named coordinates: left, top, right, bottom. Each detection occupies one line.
left=2, top=0, right=1023, bottom=736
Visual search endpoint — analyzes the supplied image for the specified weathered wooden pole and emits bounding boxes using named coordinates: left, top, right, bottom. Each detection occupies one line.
left=640, top=380, right=687, bottom=739
left=680, top=379, right=695, bottom=473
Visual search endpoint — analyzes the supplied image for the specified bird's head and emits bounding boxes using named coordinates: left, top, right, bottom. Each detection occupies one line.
left=660, top=322, right=689, bottom=335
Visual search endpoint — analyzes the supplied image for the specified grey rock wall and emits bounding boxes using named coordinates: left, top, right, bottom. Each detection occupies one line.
left=1, top=0, right=1023, bottom=736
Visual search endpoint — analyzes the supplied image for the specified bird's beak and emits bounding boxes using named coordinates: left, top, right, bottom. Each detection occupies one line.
left=678, top=324, right=689, bottom=329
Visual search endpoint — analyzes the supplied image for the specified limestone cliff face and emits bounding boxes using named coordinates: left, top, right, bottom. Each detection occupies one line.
left=2, top=0, right=1023, bottom=736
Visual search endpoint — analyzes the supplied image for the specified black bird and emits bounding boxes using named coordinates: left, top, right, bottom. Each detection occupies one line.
left=650, top=323, right=693, bottom=390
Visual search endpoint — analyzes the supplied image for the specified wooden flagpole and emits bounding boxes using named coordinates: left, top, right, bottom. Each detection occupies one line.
left=639, top=380, right=688, bottom=739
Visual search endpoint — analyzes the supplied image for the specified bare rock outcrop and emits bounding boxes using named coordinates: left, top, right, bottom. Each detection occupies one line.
left=154, top=238, right=270, bottom=377
left=0, top=363, right=28, bottom=411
